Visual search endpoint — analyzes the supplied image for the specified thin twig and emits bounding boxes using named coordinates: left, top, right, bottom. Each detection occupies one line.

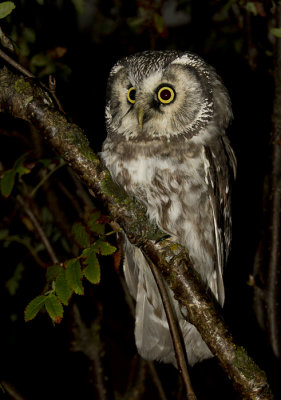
left=48, top=75, right=65, bottom=115
left=67, top=167, right=95, bottom=208
left=72, top=303, right=110, bottom=400
left=144, top=254, right=197, bottom=400
left=0, top=27, right=16, bottom=52
left=30, top=159, right=66, bottom=198
left=266, top=3, right=281, bottom=359
left=147, top=362, right=169, bottom=400
left=16, top=194, right=59, bottom=265
left=0, top=46, right=65, bottom=114
left=1, top=381, right=25, bottom=400
left=1, top=235, right=45, bottom=267
left=0, top=48, right=34, bottom=78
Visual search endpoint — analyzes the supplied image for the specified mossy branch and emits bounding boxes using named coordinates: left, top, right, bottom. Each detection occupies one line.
left=0, top=67, right=273, bottom=399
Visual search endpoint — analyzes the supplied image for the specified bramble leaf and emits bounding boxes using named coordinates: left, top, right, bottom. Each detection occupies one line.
left=1, top=169, right=16, bottom=197
left=88, top=211, right=105, bottom=235
left=72, top=222, right=90, bottom=248
left=82, top=248, right=100, bottom=284
left=0, top=2, right=15, bottom=19
left=45, top=295, right=63, bottom=322
left=46, top=264, right=62, bottom=282
left=65, top=258, right=84, bottom=295
left=55, top=270, right=72, bottom=305
left=25, top=295, right=47, bottom=321
left=92, top=239, right=116, bottom=256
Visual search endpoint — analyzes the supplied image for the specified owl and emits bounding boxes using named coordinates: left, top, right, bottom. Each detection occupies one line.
left=101, top=50, right=236, bottom=366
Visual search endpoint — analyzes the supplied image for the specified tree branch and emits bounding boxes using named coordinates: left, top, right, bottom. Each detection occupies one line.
left=0, top=67, right=274, bottom=399
left=266, top=4, right=281, bottom=360
left=253, top=4, right=281, bottom=361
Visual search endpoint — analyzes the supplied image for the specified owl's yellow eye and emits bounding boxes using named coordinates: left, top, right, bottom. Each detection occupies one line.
left=157, top=86, right=175, bottom=104
left=127, top=86, right=136, bottom=104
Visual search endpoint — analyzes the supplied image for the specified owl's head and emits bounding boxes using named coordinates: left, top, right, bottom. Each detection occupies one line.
left=105, top=51, right=232, bottom=143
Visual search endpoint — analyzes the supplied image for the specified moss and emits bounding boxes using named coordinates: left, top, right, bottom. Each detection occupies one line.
left=67, top=127, right=99, bottom=162
left=14, top=78, right=32, bottom=94
left=100, top=170, right=129, bottom=203
left=233, top=346, right=266, bottom=381
left=24, top=96, right=34, bottom=106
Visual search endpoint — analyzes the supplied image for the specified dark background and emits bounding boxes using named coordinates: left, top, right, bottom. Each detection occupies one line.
left=0, top=1, right=280, bottom=399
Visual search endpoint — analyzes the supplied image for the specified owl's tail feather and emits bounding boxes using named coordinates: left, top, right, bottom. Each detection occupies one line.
left=123, top=235, right=213, bottom=366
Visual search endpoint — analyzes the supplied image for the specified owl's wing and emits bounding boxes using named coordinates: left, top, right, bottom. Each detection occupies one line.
left=204, top=137, right=236, bottom=305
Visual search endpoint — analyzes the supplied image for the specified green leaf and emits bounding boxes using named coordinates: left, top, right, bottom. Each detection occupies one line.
left=55, top=270, right=72, bottom=305
left=1, top=169, right=16, bottom=197
left=245, top=2, right=257, bottom=16
left=72, top=222, right=90, bottom=248
left=5, top=263, right=24, bottom=296
left=46, top=264, right=61, bottom=282
left=25, top=295, right=47, bottom=321
left=45, top=294, right=63, bottom=322
left=92, top=239, right=116, bottom=256
left=0, top=229, right=9, bottom=240
left=88, top=211, right=105, bottom=235
left=16, top=164, right=31, bottom=177
left=30, top=53, right=51, bottom=67
left=153, top=13, right=165, bottom=34
left=65, top=258, right=84, bottom=295
left=71, top=0, right=85, bottom=14
left=0, top=1, right=15, bottom=19
left=270, top=27, right=281, bottom=38
left=82, top=248, right=100, bottom=284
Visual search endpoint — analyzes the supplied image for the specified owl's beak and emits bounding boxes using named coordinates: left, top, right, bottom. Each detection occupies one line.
left=137, top=107, right=144, bottom=129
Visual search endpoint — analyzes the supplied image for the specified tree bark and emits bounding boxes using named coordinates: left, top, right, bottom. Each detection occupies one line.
left=0, top=67, right=274, bottom=399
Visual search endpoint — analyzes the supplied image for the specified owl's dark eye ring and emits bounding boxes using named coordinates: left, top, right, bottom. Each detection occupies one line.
left=127, top=86, right=136, bottom=104
left=157, top=85, right=175, bottom=104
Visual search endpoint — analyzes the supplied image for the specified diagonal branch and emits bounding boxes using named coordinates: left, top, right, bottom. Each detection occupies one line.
left=0, top=67, right=274, bottom=400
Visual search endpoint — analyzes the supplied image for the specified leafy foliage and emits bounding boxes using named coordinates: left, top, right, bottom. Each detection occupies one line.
left=23, top=210, right=116, bottom=323
left=0, top=1, right=15, bottom=19
left=0, top=0, right=279, bottom=398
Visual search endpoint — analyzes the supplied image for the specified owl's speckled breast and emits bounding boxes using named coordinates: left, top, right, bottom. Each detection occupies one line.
left=101, top=138, right=216, bottom=286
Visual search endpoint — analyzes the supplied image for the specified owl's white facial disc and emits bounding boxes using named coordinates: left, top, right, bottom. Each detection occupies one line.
left=105, top=51, right=215, bottom=142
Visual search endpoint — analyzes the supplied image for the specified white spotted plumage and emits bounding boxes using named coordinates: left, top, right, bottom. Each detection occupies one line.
left=101, top=50, right=236, bottom=366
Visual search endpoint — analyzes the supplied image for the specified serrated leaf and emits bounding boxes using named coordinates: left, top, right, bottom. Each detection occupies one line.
left=72, top=222, right=90, bottom=248
left=83, top=248, right=100, bottom=284
left=88, top=211, right=105, bottom=235
left=55, top=270, right=72, bottom=305
left=92, top=239, right=116, bottom=255
left=46, top=264, right=62, bottom=282
left=1, top=169, right=16, bottom=197
left=25, top=295, right=47, bottom=321
left=270, top=27, right=281, bottom=38
left=45, top=294, right=63, bottom=322
left=0, top=1, right=15, bottom=19
left=65, top=258, right=84, bottom=295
